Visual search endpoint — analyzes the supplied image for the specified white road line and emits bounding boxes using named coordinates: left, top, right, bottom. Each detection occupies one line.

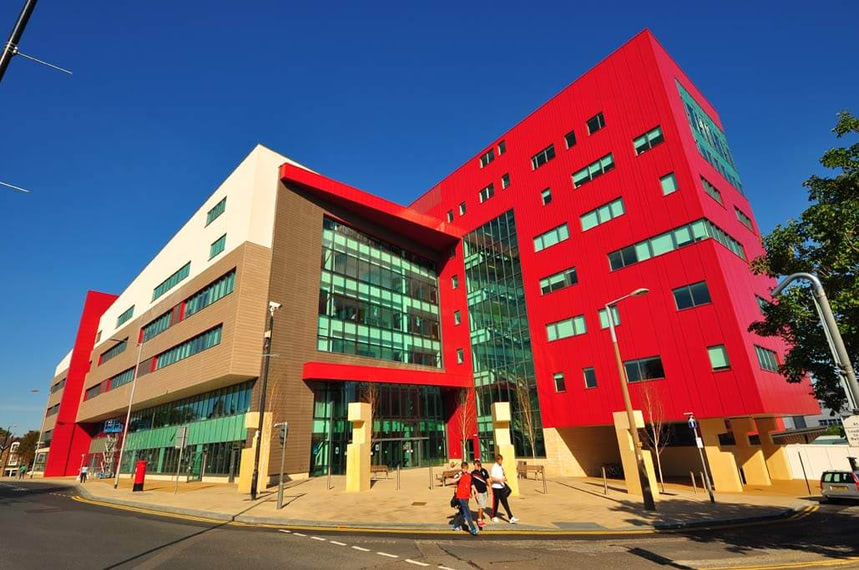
left=293, top=532, right=306, bottom=537
left=352, top=546, right=370, bottom=552
left=405, top=560, right=429, bottom=567
left=329, top=541, right=346, bottom=546
left=377, top=552, right=398, bottom=558
left=277, top=529, right=291, bottom=534
left=310, top=536, right=326, bottom=541
left=438, top=566, right=456, bottom=570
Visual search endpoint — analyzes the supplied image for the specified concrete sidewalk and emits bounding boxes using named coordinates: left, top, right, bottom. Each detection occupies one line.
left=62, top=469, right=817, bottom=533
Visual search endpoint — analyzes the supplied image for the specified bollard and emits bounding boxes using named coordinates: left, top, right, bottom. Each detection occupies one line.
left=699, top=472, right=706, bottom=492
left=428, top=465, right=433, bottom=491
left=397, top=465, right=401, bottom=491
left=327, top=463, right=332, bottom=491
left=602, top=466, right=608, bottom=495
left=542, top=470, right=547, bottom=495
left=691, top=471, right=697, bottom=494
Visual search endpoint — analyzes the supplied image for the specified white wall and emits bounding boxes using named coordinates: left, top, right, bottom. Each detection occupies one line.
left=785, top=443, right=859, bottom=480
left=54, top=350, right=72, bottom=377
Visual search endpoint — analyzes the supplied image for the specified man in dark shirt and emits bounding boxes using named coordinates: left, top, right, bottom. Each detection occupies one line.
left=470, top=460, right=490, bottom=528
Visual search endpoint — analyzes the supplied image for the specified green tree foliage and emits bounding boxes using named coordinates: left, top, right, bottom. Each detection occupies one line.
left=14, top=430, right=40, bottom=467
left=750, top=111, right=858, bottom=412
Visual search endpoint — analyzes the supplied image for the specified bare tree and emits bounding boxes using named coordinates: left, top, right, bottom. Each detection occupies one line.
left=640, top=382, right=669, bottom=493
left=457, top=388, right=476, bottom=461
left=360, top=382, right=381, bottom=449
left=512, top=377, right=538, bottom=460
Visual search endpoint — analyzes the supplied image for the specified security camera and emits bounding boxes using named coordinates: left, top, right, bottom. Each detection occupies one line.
left=269, top=301, right=282, bottom=311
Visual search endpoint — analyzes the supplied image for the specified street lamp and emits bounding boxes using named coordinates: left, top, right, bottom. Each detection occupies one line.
left=771, top=273, right=858, bottom=414
left=109, top=336, right=146, bottom=489
left=250, top=301, right=281, bottom=500
left=605, top=287, right=656, bottom=511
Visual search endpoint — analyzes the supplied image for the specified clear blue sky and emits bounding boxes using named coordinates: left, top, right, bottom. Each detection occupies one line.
left=0, top=1, right=856, bottom=435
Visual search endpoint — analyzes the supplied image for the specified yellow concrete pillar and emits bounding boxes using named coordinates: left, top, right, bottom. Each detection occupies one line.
left=491, top=402, right=519, bottom=497
left=732, top=417, right=771, bottom=486
left=756, top=417, right=792, bottom=481
left=237, top=411, right=273, bottom=493
left=612, top=411, right=660, bottom=499
left=345, top=402, right=371, bottom=493
left=698, top=418, right=743, bottom=493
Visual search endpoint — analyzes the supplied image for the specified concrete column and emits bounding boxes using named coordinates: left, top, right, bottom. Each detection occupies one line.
left=732, top=417, right=771, bottom=486
left=612, top=410, right=660, bottom=499
left=756, top=417, right=792, bottom=481
left=698, top=418, right=743, bottom=493
left=238, top=411, right=272, bottom=493
left=491, top=402, right=519, bottom=497
left=345, top=402, right=371, bottom=493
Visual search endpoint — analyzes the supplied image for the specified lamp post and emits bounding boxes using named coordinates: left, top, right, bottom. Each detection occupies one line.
left=605, top=287, right=656, bottom=511
left=771, top=273, right=858, bottom=414
left=111, top=336, right=145, bottom=489
left=2, top=424, right=17, bottom=477
left=250, top=301, right=281, bottom=500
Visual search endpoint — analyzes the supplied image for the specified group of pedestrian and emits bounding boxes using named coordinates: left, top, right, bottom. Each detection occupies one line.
left=449, top=454, right=518, bottom=535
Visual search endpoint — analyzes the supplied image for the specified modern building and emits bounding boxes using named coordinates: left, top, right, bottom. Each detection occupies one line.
left=35, top=30, right=818, bottom=493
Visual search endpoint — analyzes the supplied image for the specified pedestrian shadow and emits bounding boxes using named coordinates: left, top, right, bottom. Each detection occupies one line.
left=102, top=520, right=230, bottom=569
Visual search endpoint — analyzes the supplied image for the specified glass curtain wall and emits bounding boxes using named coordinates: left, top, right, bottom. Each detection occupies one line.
left=464, top=210, right=545, bottom=458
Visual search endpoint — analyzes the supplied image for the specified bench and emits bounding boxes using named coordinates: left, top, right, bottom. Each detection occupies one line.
left=370, top=465, right=389, bottom=479
left=517, top=462, right=545, bottom=481
left=435, top=469, right=459, bottom=486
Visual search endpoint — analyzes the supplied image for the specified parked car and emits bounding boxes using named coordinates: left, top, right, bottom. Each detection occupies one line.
left=820, top=470, right=859, bottom=502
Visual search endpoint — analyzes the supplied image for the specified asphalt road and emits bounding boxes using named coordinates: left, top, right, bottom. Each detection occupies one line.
left=1, top=480, right=858, bottom=569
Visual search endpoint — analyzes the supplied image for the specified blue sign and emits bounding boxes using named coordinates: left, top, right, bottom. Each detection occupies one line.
left=103, top=420, right=123, bottom=434
left=687, top=416, right=698, bottom=430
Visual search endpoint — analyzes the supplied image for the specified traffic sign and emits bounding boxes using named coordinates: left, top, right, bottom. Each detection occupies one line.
left=687, top=416, right=698, bottom=430
left=175, top=426, right=189, bottom=449
left=843, top=415, right=859, bottom=447
left=103, top=419, right=123, bottom=433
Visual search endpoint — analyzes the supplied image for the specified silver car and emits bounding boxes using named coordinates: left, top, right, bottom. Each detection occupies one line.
left=820, top=470, right=859, bottom=502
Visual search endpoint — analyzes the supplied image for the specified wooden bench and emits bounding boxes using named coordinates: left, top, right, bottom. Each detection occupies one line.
left=370, top=465, right=389, bottom=479
left=517, top=462, right=545, bottom=481
left=435, top=469, right=459, bottom=486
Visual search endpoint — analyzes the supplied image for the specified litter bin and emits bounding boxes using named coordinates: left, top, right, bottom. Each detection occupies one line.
left=133, top=460, right=147, bottom=492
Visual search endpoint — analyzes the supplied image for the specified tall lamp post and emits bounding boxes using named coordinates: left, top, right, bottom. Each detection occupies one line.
left=771, top=273, right=858, bottom=414
left=250, top=301, right=281, bottom=500
left=605, top=287, right=656, bottom=511
left=111, top=337, right=145, bottom=489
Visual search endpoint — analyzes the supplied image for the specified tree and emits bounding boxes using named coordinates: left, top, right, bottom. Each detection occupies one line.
left=15, top=430, right=40, bottom=467
left=359, top=382, right=381, bottom=449
left=456, top=388, right=476, bottom=461
left=750, top=110, right=858, bottom=412
left=640, top=383, right=669, bottom=493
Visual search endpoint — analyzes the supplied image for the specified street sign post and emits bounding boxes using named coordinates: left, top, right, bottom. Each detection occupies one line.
left=174, top=426, right=188, bottom=494
left=684, top=412, right=715, bottom=503
left=843, top=416, right=859, bottom=448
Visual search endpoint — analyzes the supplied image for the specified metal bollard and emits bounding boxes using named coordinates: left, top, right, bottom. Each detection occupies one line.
left=429, top=465, right=433, bottom=490
left=542, top=470, right=547, bottom=495
left=602, top=466, right=608, bottom=495
left=699, top=471, right=706, bottom=492
left=397, top=465, right=401, bottom=491
left=691, top=471, right=697, bottom=494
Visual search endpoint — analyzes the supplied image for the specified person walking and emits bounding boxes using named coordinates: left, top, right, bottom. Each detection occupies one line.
left=470, top=460, right=490, bottom=529
left=79, top=464, right=88, bottom=484
left=490, top=454, right=518, bottom=523
left=18, top=464, right=26, bottom=479
left=453, top=461, right=479, bottom=536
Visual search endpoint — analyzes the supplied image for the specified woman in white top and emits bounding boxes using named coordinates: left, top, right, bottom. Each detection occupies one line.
left=489, top=454, right=518, bottom=523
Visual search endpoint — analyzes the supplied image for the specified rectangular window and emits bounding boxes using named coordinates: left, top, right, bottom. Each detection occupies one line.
left=458, top=202, right=466, bottom=216
left=660, top=172, right=678, bottom=195
left=546, top=314, right=587, bottom=341
left=116, top=306, right=135, bottom=328
left=46, top=404, right=60, bottom=416
left=539, top=266, right=577, bottom=295
left=454, top=311, right=461, bottom=325
left=50, top=378, right=66, bottom=394
left=672, top=281, right=712, bottom=310
left=479, top=148, right=495, bottom=168
left=572, top=153, right=615, bottom=188
left=583, top=367, right=597, bottom=388
left=736, top=207, right=754, bottom=231
left=533, top=223, right=570, bottom=252
left=456, top=348, right=464, bottom=364
left=564, top=130, right=577, bottom=149
left=701, top=177, right=723, bottom=204
left=184, top=270, right=236, bottom=317
left=501, top=173, right=510, bottom=189
left=141, top=311, right=171, bottom=342
left=100, top=338, right=127, bottom=365
left=206, top=197, right=226, bottom=226
left=755, top=345, right=779, bottom=372
left=586, top=112, right=605, bottom=135
left=209, top=234, right=226, bottom=259
left=708, top=345, right=730, bottom=371
left=598, top=306, right=621, bottom=329
left=608, top=218, right=745, bottom=270
left=153, top=325, right=223, bottom=371
left=497, top=140, right=506, bottom=155
left=541, top=188, right=552, bottom=205
left=624, top=356, right=665, bottom=383
left=580, top=197, right=625, bottom=231
left=553, top=372, right=566, bottom=392
left=446, top=210, right=454, bottom=223
left=479, top=183, right=495, bottom=203
left=633, top=125, right=665, bottom=155
left=530, top=144, right=556, bottom=170
left=153, top=262, right=191, bottom=301
left=451, top=275, right=459, bottom=289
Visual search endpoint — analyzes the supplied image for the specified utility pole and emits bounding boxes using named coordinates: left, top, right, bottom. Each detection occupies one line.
left=250, top=301, right=281, bottom=500
left=0, top=0, right=38, bottom=84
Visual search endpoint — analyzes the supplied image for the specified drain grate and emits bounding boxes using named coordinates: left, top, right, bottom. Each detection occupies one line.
left=411, top=502, right=427, bottom=506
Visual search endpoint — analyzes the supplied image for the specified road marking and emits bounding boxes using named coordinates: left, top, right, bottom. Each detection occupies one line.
left=377, top=552, right=398, bottom=558
left=405, top=560, right=429, bottom=567
left=352, top=546, right=370, bottom=552
left=277, top=529, right=291, bottom=534
left=706, top=556, right=859, bottom=570
left=329, top=540, right=346, bottom=546
left=439, top=566, right=456, bottom=570
left=293, top=532, right=306, bottom=537
left=310, top=536, right=326, bottom=541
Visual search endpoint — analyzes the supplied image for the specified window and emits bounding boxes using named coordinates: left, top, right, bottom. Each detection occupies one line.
left=116, top=306, right=135, bottom=328
left=633, top=126, right=664, bottom=155
left=100, top=338, right=127, bottom=365
left=153, top=325, right=223, bottom=370
left=456, top=348, right=464, bottom=364
left=501, top=173, right=510, bottom=189
left=608, top=218, right=745, bottom=270
left=479, top=148, right=495, bottom=168
left=583, top=367, right=597, bottom=388
left=451, top=275, right=459, bottom=289
left=586, top=112, right=605, bottom=135
left=701, top=177, right=723, bottom=204
left=660, top=172, right=678, bottom=195
left=497, top=140, right=506, bottom=155
left=598, top=306, right=621, bottom=329
left=755, top=295, right=770, bottom=314
left=46, top=404, right=60, bottom=416
left=755, top=345, right=779, bottom=372
left=553, top=372, right=566, bottom=392
left=141, top=311, right=172, bottom=342
left=458, top=202, right=466, bottom=216
left=572, top=153, right=615, bottom=188
left=454, top=311, right=461, bottom=325
left=530, top=144, right=556, bottom=170
left=446, top=210, right=454, bottom=223
left=624, top=356, right=665, bottom=382
left=564, top=130, right=577, bottom=149
left=50, top=378, right=66, bottom=394
left=209, top=234, right=226, bottom=259
left=546, top=314, right=587, bottom=341
left=541, top=188, right=552, bottom=205
left=153, top=262, right=191, bottom=301
left=539, top=266, right=577, bottom=295
left=580, top=197, right=625, bottom=231
left=708, top=345, right=730, bottom=371
left=736, top=207, right=754, bottom=231
left=479, top=183, right=495, bottom=203
left=672, top=281, right=712, bottom=310
left=533, top=223, right=569, bottom=252
left=184, top=270, right=236, bottom=317
left=206, top=197, right=226, bottom=226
